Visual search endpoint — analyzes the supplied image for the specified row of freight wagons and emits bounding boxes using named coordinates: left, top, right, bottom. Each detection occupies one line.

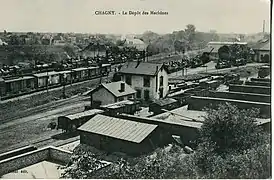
left=0, top=64, right=111, bottom=98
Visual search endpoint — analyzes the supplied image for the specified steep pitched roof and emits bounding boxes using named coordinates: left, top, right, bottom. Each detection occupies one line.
left=119, top=61, right=165, bottom=76
left=78, top=114, right=158, bottom=143
left=94, top=81, right=136, bottom=98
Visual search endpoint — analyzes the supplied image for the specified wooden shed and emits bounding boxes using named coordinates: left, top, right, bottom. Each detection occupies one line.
left=100, top=100, right=141, bottom=116
left=57, top=109, right=104, bottom=132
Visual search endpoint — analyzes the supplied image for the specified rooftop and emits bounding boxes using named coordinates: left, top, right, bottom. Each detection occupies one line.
left=33, top=71, right=61, bottom=77
left=119, top=61, right=164, bottom=76
left=152, top=105, right=206, bottom=124
left=4, top=76, right=34, bottom=83
left=63, top=109, right=104, bottom=121
left=152, top=104, right=270, bottom=127
left=78, top=114, right=158, bottom=143
left=99, top=81, right=136, bottom=98
left=151, top=98, right=177, bottom=106
left=100, top=100, right=135, bottom=109
left=72, top=67, right=89, bottom=71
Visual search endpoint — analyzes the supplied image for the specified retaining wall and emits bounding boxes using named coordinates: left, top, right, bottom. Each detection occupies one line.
left=251, top=78, right=271, bottom=82
left=0, top=146, right=72, bottom=176
left=229, top=84, right=271, bottom=95
left=188, top=96, right=271, bottom=118
left=245, top=81, right=271, bottom=87
left=208, top=91, right=271, bottom=103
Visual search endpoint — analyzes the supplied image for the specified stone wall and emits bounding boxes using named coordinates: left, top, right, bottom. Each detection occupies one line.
left=208, top=91, right=271, bottom=103
left=229, top=84, right=271, bottom=95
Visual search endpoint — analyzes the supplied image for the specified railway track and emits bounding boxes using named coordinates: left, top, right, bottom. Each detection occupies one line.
left=0, top=95, right=89, bottom=124
left=0, top=134, right=80, bottom=154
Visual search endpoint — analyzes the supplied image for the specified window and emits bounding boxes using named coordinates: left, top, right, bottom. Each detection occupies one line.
left=118, top=97, right=124, bottom=101
left=125, top=75, right=132, bottom=85
left=260, top=54, right=264, bottom=61
left=136, top=89, right=141, bottom=98
left=144, top=90, right=150, bottom=101
left=128, top=95, right=133, bottom=100
left=160, top=76, right=164, bottom=87
left=143, top=76, right=150, bottom=87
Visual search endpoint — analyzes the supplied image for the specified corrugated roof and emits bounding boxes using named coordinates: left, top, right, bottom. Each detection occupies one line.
left=78, top=114, right=158, bottom=143
left=100, top=100, right=135, bottom=109
left=119, top=62, right=164, bottom=76
left=100, top=81, right=136, bottom=97
left=72, top=67, right=88, bottom=71
left=152, top=98, right=177, bottom=106
left=64, top=109, right=104, bottom=120
left=4, top=76, right=34, bottom=83
left=33, top=71, right=61, bottom=77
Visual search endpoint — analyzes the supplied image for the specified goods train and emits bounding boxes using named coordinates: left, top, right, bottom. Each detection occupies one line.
left=0, top=64, right=111, bottom=100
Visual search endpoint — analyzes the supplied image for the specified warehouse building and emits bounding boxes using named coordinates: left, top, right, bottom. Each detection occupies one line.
left=78, top=114, right=167, bottom=156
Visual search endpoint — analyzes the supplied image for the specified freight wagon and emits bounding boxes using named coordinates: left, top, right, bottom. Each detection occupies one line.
left=0, top=64, right=112, bottom=100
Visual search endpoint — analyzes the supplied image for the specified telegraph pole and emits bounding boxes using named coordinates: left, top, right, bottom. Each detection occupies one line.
left=263, top=20, right=265, bottom=34
left=46, top=71, right=49, bottom=94
left=62, top=74, right=66, bottom=99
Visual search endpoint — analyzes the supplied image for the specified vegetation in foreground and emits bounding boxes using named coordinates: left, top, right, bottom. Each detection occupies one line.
left=61, top=103, right=271, bottom=179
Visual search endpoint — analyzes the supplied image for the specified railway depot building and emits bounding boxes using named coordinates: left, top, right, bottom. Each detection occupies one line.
left=78, top=114, right=167, bottom=156
left=251, top=39, right=270, bottom=63
left=91, top=81, right=136, bottom=106
left=118, top=62, right=169, bottom=101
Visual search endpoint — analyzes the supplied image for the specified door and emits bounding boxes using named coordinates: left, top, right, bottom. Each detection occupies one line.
left=159, top=88, right=163, bottom=98
left=144, top=90, right=150, bottom=101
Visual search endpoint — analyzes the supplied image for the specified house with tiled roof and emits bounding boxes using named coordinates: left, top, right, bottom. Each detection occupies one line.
left=118, top=61, right=169, bottom=101
left=91, top=81, right=136, bottom=106
left=252, top=39, right=270, bottom=62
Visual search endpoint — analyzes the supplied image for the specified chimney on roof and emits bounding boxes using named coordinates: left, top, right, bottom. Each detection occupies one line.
left=135, top=60, right=141, bottom=68
left=120, top=82, right=125, bottom=92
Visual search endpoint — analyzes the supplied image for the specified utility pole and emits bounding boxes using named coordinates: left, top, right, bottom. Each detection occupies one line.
left=46, top=71, right=49, bottom=94
left=263, top=20, right=265, bottom=34
left=62, top=74, right=66, bottom=99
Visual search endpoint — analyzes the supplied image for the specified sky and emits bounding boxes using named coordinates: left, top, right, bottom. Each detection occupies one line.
left=0, top=0, right=271, bottom=34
